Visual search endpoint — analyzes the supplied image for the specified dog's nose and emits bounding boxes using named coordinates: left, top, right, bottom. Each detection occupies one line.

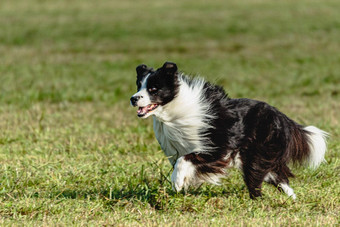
left=130, top=96, right=141, bottom=106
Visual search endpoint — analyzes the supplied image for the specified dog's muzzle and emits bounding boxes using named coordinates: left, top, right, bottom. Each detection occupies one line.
left=130, top=96, right=141, bottom=107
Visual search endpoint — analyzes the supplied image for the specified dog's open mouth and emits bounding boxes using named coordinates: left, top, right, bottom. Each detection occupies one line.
left=137, top=104, right=159, bottom=117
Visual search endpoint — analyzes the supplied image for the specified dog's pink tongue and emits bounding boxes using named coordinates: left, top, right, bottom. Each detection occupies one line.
left=137, top=107, right=148, bottom=115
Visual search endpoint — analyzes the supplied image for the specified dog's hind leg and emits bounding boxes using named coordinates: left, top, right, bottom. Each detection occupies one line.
left=264, top=165, right=296, bottom=200
left=243, top=165, right=268, bottom=199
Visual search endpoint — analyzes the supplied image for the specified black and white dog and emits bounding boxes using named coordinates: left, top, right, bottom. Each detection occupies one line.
left=130, top=62, right=328, bottom=199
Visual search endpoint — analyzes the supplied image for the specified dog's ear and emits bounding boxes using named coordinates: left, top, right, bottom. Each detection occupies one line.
left=136, top=64, right=148, bottom=77
left=161, top=62, right=177, bottom=75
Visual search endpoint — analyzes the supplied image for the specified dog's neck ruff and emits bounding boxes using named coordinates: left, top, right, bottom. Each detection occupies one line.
left=152, top=75, right=214, bottom=165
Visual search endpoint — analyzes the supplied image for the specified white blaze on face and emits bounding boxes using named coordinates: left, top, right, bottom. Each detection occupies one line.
left=131, top=73, right=160, bottom=118
left=132, top=73, right=152, bottom=107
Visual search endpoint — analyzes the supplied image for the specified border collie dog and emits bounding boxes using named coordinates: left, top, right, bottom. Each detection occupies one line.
left=130, top=62, right=328, bottom=199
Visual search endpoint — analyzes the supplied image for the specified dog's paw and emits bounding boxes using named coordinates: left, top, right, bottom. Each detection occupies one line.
left=171, top=156, right=196, bottom=192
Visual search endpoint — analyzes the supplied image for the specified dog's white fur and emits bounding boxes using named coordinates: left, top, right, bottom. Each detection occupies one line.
left=133, top=73, right=152, bottom=115
left=279, top=183, right=296, bottom=200
left=152, top=75, right=215, bottom=165
left=132, top=70, right=328, bottom=198
left=171, top=156, right=197, bottom=191
left=304, top=126, right=329, bottom=169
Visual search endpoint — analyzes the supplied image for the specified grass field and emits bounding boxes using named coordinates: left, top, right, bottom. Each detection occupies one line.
left=0, top=0, right=339, bottom=225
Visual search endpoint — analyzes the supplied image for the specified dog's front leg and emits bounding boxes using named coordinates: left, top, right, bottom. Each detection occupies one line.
left=171, top=156, right=197, bottom=192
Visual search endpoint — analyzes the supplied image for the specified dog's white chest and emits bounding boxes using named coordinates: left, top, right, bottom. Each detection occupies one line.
left=153, top=117, right=202, bottom=165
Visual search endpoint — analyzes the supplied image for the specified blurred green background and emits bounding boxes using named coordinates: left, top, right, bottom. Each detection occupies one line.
left=0, top=0, right=339, bottom=225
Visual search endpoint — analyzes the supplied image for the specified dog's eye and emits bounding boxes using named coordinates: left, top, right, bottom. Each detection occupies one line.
left=148, top=87, right=158, bottom=93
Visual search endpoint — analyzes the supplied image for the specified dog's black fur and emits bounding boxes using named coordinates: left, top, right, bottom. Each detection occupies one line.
left=131, top=62, right=327, bottom=199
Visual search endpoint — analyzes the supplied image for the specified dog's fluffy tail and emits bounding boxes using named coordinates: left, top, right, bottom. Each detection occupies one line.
left=288, top=125, right=328, bottom=169
left=303, top=126, right=329, bottom=169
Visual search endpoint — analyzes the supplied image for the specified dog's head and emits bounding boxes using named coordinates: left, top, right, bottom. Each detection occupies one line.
left=130, top=62, right=179, bottom=118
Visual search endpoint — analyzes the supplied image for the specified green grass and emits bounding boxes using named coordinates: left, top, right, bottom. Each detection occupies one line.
left=0, top=0, right=339, bottom=225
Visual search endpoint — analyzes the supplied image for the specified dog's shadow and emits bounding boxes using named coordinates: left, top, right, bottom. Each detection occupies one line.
left=49, top=165, right=246, bottom=209
left=49, top=182, right=245, bottom=210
